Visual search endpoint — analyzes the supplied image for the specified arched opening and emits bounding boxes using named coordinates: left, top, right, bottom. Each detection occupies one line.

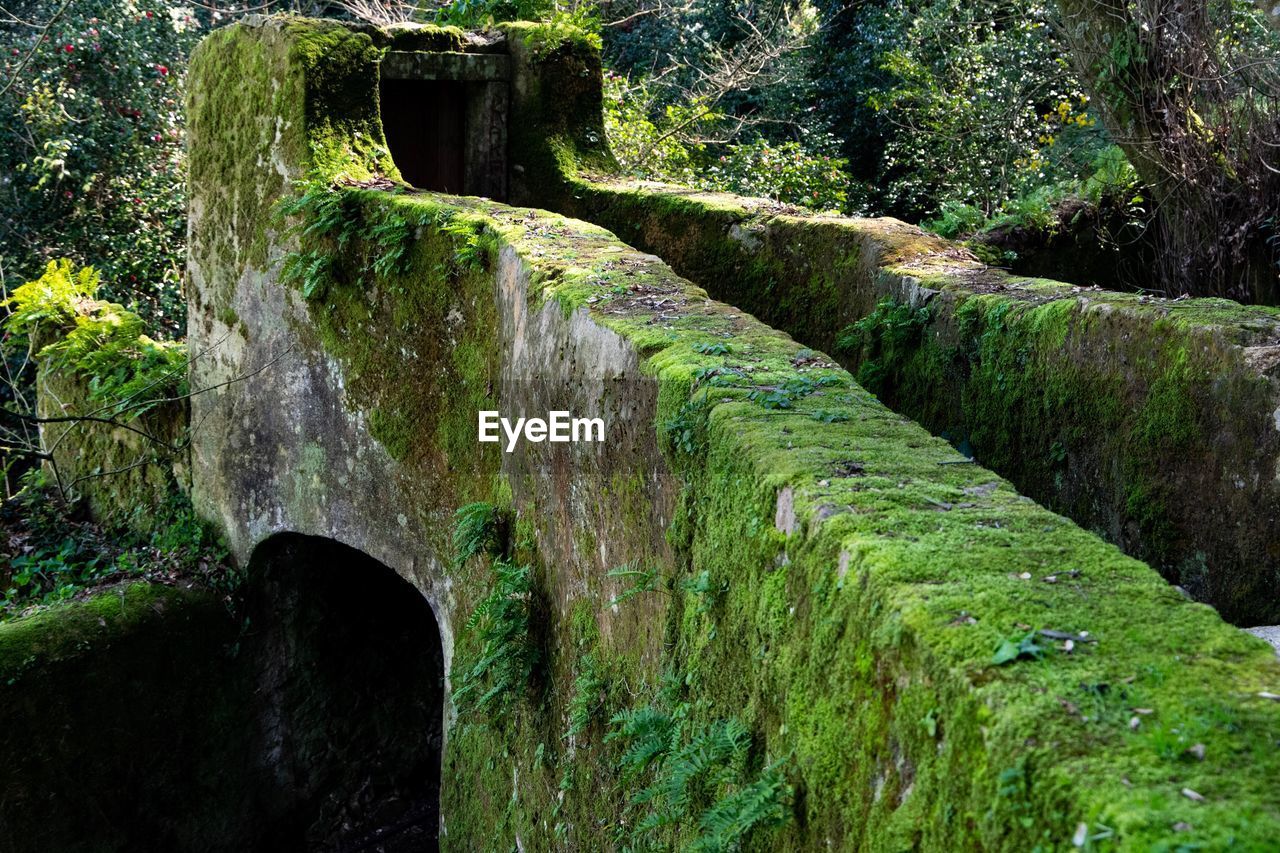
left=245, top=534, right=445, bottom=852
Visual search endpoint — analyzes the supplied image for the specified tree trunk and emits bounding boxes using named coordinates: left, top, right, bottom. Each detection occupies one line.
left=1055, top=0, right=1280, bottom=301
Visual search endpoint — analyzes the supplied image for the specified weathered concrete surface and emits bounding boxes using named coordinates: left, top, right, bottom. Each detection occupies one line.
left=1246, top=625, right=1280, bottom=656
left=175, top=17, right=1280, bottom=850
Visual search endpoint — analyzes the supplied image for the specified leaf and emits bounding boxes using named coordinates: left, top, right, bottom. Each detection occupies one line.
left=992, top=630, right=1047, bottom=665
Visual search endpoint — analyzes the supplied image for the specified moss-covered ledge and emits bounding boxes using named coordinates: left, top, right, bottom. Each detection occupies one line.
left=0, top=583, right=251, bottom=850
left=492, top=19, right=1280, bottom=626
left=465, top=197, right=1280, bottom=851
left=557, top=178, right=1280, bottom=627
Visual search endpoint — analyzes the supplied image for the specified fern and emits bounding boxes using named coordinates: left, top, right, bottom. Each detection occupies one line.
left=609, top=697, right=793, bottom=851
left=566, top=653, right=605, bottom=737
left=452, top=501, right=501, bottom=569
left=276, top=180, right=365, bottom=300
left=607, top=563, right=667, bottom=607
left=606, top=705, right=680, bottom=777
left=637, top=719, right=749, bottom=826
left=3, top=260, right=188, bottom=417
left=451, top=558, right=541, bottom=715
left=690, top=762, right=792, bottom=853
left=437, top=213, right=497, bottom=271
left=3, top=258, right=98, bottom=334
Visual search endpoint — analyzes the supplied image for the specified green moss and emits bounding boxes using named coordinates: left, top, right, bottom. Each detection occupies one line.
left=500, top=19, right=602, bottom=58
left=496, top=46, right=1280, bottom=623
left=0, top=582, right=219, bottom=681
left=378, top=23, right=466, bottom=52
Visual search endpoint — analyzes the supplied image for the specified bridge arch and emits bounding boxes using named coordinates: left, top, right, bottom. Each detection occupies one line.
left=243, top=533, right=446, bottom=852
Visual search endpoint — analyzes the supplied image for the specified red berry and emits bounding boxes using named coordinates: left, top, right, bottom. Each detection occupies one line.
left=63, top=44, right=73, bottom=53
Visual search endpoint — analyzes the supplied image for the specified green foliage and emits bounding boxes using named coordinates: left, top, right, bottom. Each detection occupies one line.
left=434, top=0, right=600, bottom=41
left=681, top=568, right=725, bottom=618
left=602, top=71, right=715, bottom=184
left=746, top=373, right=844, bottom=411
left=603, top=71, right=864, bottom=214
left=3, top=259, right=187, bottom=416
left=633, top=718, right=751, bottom=831
left=566, top=652, right=605, bottom=737
left=924, top=145, right=1147, bottom=240
left=452, top=501, right=502, bottom=570
left=1, top=0, right=211, bottom=337
left=992, top=630, right=1049, bottom=665
left=4, top=258, right=101, bottom=336
left=607, top=704, right=681, bottom=777
left=700, top=137, right=866, bottom=214
left=438, top=216, right=499, bottom=272
left=277, top=181, right=364, bottom=300
left=813, top=0, right=1110, bottom=222
left=606, top=563, right=667, bottom=606
left=689, top=761, right=792, bottom=853
left=663, top=393, right=711, bottom=456
left=835, top=298, right=932, bottom=395
left=607, top=698, right=792, bottom=850
left=452, top=557, right=542, bottom=716
left=278, top=181, right=494, bottom=300
left=0, top=468, right=229, bottom=618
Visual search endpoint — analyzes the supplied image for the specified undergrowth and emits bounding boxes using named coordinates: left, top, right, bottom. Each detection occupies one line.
left=835, top=298, right=932, bottom=394
left=607, top=689, right=792, bottom=851
left=0, top=469, right=232, bottom=619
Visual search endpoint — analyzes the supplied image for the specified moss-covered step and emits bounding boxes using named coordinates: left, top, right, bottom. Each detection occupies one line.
left=180, top=17, right=1280, bottom=849
left=487, top=21, right=1280, bottom=628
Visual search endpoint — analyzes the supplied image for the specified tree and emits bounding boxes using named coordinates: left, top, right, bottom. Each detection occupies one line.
left=1054, top=0, right=1280, bottom=300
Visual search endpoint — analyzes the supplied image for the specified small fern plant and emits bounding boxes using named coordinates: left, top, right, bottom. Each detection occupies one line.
left=607, top=701, right=792, bottom=851
left=566, top=653, right=606, bottom=738
left=452, top=501, right=502, bottom=570
left=4, top=259, right=188, bottom=417
left=451, top=558, right=541, bottom=716
left=277, top=180, right=362, bottom=300
left=689, top=760, right=792, bottom=853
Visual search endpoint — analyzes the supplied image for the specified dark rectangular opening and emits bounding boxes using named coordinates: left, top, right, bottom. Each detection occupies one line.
left=380, top=78, right=466, bottom=194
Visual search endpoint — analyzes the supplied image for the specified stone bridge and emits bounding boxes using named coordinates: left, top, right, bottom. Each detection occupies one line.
left=5, top=15, right=1280, bottom=852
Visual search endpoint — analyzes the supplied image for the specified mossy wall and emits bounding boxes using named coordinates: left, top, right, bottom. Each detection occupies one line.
left=178, top=17, right=1280, bottom=850
left=498, top=54, right=1280, bottom=625
left=0, top=542, right=450, bottom=853
left=34, top=363, right=189, bottom=534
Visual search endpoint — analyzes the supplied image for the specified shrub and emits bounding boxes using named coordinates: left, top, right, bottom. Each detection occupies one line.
left=3, top=259, right=187, bottom=417
left=0, top=0, right=205, bottom=336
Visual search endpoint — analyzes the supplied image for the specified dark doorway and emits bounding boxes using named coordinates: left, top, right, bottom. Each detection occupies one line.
left=380, top=79, right=466, bottom=194
left=246, top=535, right=445, bottom=852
